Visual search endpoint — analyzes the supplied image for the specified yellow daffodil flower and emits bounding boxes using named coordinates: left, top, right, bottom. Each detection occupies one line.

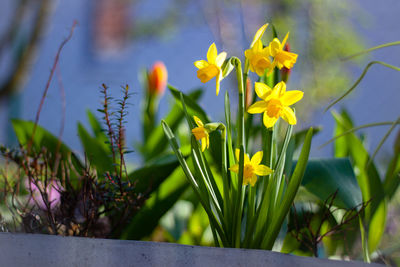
left=194, top=43, right=227, bottom=96
left=247, top=81, right=303, bottom=128
left=269, top=32, right=298, bottom=70
left=191, top=116, right=209, bottom=152
left=245, top=24, right=273, bottom=76
left=229, top=149, right=273, bottom=186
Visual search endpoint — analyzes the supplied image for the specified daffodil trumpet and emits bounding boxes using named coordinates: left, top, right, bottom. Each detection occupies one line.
left=163, top=23, right=312, bottom=251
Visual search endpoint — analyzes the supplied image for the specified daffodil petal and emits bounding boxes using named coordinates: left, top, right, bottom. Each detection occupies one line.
left=216, top=52, right=227, bottom=67
left=235, top=148, right=240, bottom=161
left=194, top=60, right=208, bottom=69
left=250, top=23, right=269, bottom=48
left=201, top=137, right=206, bottom=151
left=193, top=115, right=204, bottom=127
left=249, top=175, right=258, bottom=187
left=281, top=90, right=304, bottom=106
left=207, top=43, right=217, bottom=64
left=269, top=38, right=281, bottom=57
left=282, top=107, right=297, bottom=125
left=254, top=82, right=272, bottom=100
left=275, top=51, right=298, bottom=69
left=281, top=32, right=290, bottom=48
left=263, top=112, right=278, bottom=128
left=274, top=81, right=286, bottom=96
left=254, top=39, right=263, bottom=52
left=197, top=65, right=219, bottom=83
left=266, top=62, right=276, bottom=76
left=254, top=164, right=273, bottom=176
left=229, top=164, right=239, bottom=173
left=251, top=151, right=263, bottom=165
left=247, top=101, right=268, bottom=114
left=215, top=72, right=221, bottom=96
left=206, top=135, right=210, bottom=149
left=192, top=127, right=206, bottom=140
left=244, top=154, right=251, bottom=164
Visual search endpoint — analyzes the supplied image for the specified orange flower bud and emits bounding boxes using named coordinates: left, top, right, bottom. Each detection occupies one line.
left=280, top=43, right=291, bottom=83
left=148, top=61, right=168, bottom=95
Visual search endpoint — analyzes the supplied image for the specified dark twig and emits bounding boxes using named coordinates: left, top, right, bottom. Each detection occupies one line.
left=28, top=21, right=77, bottom=153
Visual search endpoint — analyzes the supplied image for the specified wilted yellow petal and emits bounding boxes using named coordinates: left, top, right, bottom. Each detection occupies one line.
left=251, top=151, right=263, bottom=165
left=281, top=107, right=297, bottom=125
left=250, top=23, right=269, bottom=48
left=207, top=43, right=217, bottom=64
left=281, top=90, right=303, bottom=106
left=247, top=101, right=268, bottom=114
left=263, top=112, right=278, bottom=128
left=254, top=165, right=273, bottom=176
left=194, top=60, right=208, bottom=69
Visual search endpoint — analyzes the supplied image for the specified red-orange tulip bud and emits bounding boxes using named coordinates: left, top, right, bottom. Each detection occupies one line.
left=148, top=61, right=168, bottom=96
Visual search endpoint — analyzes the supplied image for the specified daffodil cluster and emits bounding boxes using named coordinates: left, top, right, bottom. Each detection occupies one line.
left=163, top=22, right=313, bottom=250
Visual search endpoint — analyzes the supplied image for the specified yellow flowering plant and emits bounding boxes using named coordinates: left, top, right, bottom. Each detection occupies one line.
left=162, top=23, right=313, bottom=249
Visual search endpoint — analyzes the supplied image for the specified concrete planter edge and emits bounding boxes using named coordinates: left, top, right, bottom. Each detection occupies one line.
left=0, top=233, right=383, bottom=267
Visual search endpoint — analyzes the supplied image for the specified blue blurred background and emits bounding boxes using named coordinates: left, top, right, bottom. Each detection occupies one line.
left=0, top=0, right=399, bottom=166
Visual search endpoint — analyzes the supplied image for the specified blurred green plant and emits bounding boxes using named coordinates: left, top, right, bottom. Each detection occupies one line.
left=317, top=40, right=400, bottom=262
left=0, top=84, right=184, bottom=238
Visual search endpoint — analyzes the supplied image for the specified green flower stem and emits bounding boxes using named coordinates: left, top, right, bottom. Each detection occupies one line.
left=233, top=57, right=245, bottom=152
left=243, top=185, right=256, bottom=248
left=219, top=125, right=232, bottom=239
left=232, top=146, right=245, bottom=247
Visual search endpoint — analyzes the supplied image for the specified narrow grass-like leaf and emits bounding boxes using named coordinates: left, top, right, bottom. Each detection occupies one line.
left=11, top=119, right=83, bottom=179
left=162, top=121, right=227, bottom=244
left=143, top=89, right=202, bottom=160
left=325, top=61, right=400, bottom=112
left=261, top=127, right=313, bottom=250
left=342, top=41, right=400, bottom=61
left=359, top=216, right=371, bottom=263
left=332, top=111, right=387, bottom=252
left=319, top=121, right=399, bottom=149
left=169, top=85, right=209, bottom=123
left=383, top=133, right=400, bottom=199
left=367, top=116, right=400, bottom=167
left=77, top=122, right=113, bottom=175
